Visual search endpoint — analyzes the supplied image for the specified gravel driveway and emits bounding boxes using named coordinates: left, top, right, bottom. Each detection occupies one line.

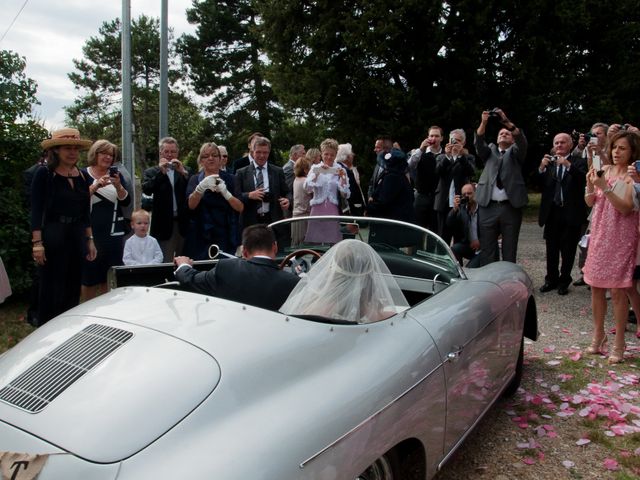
left=434, top=220, right=640, bottom=480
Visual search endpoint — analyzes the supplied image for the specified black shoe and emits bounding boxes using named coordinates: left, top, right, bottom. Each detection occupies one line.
left=558, top=285, right=569, bottom=295
left=539, top=282, right=558, bottom=293
left=573, top=277, right=586, bottom=286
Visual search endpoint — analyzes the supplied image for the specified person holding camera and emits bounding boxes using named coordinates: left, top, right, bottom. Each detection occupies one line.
left=583, top=130, right=640, bottom=364
left=142, top=137, right=190, bottom=262
left=446, top=183, right=483, bottom=268
left=474, top=108, right=528, bottom=265
left=81, top=139, right=130, bottom=300
left=537, top=133, right=588, bottom=295
left=235, top=137, right=290, bottom=230
left=184, top=142, right=244, bottom=260
left=408, top=126, right=444, bottom=231
left=303, top=138, right=350, bottom=243
left=434, top=129, right=476, bottom=244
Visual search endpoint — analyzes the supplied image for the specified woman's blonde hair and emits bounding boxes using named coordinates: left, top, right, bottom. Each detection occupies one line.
left=320, top=138, right=339, bottom=153
left=87, top=139, right=117, bottom=166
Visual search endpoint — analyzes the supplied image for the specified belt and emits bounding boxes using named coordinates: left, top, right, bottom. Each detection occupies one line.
left=489, top=199, right=510, bottom=205
left=53, top=215, right=83, bottom=224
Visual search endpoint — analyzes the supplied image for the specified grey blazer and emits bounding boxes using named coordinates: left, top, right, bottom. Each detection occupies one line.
left=473, top=131, right=528, bottom=209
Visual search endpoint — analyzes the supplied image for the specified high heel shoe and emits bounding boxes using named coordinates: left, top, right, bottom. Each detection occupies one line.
left=608, top=344, right=626, bottom=364
left=585, top=335, right=607, bottom=354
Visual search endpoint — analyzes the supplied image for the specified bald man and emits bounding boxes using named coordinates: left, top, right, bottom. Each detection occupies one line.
left=537, top=133, right=588, bottom=295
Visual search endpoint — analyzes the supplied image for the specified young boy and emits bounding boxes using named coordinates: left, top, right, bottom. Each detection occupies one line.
left=123, top=209, right=164, bottom=265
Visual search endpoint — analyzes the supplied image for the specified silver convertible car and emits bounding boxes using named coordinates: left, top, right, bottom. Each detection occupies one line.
left=0, top=217, right=537, bottom=479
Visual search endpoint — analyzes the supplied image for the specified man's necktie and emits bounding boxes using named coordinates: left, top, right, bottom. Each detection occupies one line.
left=554, top=165, right=564, bottom=205
left=256, top=166, right=264, bottom=189
left=496, top=150, right=506, bottom=190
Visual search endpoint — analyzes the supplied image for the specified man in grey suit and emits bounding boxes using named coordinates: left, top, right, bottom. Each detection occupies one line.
left=174, top=224, right=299, bottom=311
left=474, top=108, right=528, bottom=265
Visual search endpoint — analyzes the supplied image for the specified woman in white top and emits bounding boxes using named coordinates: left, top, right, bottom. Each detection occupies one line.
left=304, top=138, right=350, bottom=244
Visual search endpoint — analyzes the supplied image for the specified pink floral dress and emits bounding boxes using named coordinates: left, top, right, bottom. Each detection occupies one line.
left=583, top=176, right=639, bottom=288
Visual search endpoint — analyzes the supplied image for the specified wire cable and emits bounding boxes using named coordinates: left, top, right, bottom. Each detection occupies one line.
left=0, top=0, right=30, bottom=45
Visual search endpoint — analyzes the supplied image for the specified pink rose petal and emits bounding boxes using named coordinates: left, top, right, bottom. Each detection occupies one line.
left=562, top=460, right=575, bottom=468
left=569, top=352, right=582, bottom=361
left=522, top=457, right=536, bottom=465
left=576, top=438, right=590, bottom=446
left=603, top=458, right=619, bottom=470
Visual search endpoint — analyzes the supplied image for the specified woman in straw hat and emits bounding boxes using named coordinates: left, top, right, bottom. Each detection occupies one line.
left=30, top=128, right=97, bottom=326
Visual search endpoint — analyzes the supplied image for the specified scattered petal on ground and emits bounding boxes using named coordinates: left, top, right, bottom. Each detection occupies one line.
left=562, top=460, right=575, bottom=468
left=576, top=438, right=590, bottom=446
left=603, top=458, right=619, bottom=471
left=522, top=457, right=536, bottom=465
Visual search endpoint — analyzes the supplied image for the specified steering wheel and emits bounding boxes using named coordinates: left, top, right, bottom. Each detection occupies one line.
left=279, top=248, right=322, bottom=271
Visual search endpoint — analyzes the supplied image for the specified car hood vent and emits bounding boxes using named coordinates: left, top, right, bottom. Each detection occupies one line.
left=0, top=324, right=132, bottom=413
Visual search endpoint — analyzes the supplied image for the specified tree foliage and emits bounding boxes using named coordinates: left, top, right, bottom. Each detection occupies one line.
left=178, top=0, right=285, bottom=154
left=0, top=50, right=47, bottom=295
left=66, top=15, right=212, bottom=171
left=256, top=0, right=640, bottom=170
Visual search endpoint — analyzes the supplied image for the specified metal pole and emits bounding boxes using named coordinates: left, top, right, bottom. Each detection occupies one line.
left=159, top=0, right=169, bottom=139
left=121, top=0, right=135, bottom=206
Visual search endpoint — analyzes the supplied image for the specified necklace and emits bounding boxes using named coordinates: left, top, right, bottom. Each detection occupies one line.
left=57, top=166, right=76, bottom=177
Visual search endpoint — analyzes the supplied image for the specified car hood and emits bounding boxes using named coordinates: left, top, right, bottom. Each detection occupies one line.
left=0, top=305, right=220, bottom=464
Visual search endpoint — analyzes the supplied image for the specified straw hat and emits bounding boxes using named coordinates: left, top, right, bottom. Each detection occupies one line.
left=41, top=128, right=93, bottom=150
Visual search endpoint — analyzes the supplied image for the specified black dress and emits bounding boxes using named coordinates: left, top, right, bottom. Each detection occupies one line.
left=81, top=168, right=131, bottom=286
left=30, top=166, right=90, bottom=325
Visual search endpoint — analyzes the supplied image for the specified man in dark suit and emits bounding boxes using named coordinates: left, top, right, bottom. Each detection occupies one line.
left=474, top=108, right=528, bottom=265
left=142, top=137, right=190, bottom=262
left=408, top=126, right=444, bottom=231
left=433, top=128, right=476, bottom=244
left=367, top=135, right=393, bottom=201
left=174, top=224, right=299, bottom=311
left=446, top=183, right=483, bottom=268
left=234, top=137, right=290, bottom=228
left=538, top=133, right=588, bottom=295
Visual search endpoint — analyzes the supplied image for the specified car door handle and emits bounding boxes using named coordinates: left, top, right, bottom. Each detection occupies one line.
left=447, top=346, right=464, bottom=363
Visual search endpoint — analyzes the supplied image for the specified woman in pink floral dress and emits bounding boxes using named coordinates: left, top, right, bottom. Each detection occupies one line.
left=583, top=131, right=640, bottom=364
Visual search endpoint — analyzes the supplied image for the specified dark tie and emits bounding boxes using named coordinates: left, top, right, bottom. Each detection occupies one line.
left=554, top=165, right=564, bottom=205
left=496, top=150, right=506, bottom=190
left=256, top=166, right=264, bottom=189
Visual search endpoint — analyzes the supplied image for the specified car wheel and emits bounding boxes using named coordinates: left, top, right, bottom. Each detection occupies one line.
left=356, top=451, right=398, bottom=480
left=503, top=334, right=524, bottom=397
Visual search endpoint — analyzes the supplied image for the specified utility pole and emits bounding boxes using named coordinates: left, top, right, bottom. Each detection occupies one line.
left=121, top=0, right=135, bottom=205
left=159, top=0, right=169, bottom=139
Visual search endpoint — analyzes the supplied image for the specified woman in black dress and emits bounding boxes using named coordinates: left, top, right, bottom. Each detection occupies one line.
left=31, top=128, right=96, bottom=326
left=81, top=140, right=130, bottom=299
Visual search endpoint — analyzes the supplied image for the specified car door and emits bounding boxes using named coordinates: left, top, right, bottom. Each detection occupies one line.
left=408, top=278, right=517, bottom=456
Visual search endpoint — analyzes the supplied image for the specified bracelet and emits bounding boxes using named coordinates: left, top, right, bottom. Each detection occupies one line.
left=32, top=246, right=45, bottom=252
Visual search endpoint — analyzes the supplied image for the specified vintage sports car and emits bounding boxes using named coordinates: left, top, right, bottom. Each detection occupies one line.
left=0, top=217, right=537, bottom=479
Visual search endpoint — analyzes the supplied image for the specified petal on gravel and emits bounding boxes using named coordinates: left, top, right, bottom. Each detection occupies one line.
left=547, top=431, right=559, bottom=438
left=547, top=360, right=561, bottom=366
left=603, top=458, right=619, bottom=470
left=522, top=457, right=536, bottom=465
left=569, top=352, right=582, bottom=361
left=562, top=460, right=575, bottom=468
left=576, top=438, right=591, bottom=446
left=543, top=346, right=556, bottom=353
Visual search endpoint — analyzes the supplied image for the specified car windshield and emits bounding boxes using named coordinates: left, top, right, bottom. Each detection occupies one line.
left=270, top=216, right=463, bottom=282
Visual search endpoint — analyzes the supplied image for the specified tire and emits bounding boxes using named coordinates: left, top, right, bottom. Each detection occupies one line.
left=356, top=450, right=399, bottom=480
left=503, top=334, right=524, bottom=397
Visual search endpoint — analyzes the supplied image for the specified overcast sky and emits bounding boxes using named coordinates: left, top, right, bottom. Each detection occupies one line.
left=1, top=0, right=195, bottom=130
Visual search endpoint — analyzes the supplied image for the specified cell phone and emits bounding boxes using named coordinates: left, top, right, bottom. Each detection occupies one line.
left=592, top=154, right=602, bottom=172
left=450, top=138, right=458, bottom=145
left=109, top=166, right=118, bottom=177
left=589, top=136, right=598, bottom=145
left=635, top=160, right=640, bottom=173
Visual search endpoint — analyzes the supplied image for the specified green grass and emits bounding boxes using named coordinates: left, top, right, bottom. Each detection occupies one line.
left=0, top=299, right=33, bottom=353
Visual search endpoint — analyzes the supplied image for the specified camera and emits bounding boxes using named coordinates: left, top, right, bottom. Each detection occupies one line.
left=571, top=130, right=592, bottom=145
left=619, top=123, right=629, bottom=131
left=450, top=138, right=458, bottom=145
left=261, top=191, right=273, bottom=203
left=547, top=155, right=558, bottom=164
left=109, top=166, right=118, bottom=177
left=460, top=196, right=469, bottom=205
left=634, top=160, right=640, bottom=174
left=166, top=162, right=174, bottom=170
left=488, top=108, right=501, bottom=118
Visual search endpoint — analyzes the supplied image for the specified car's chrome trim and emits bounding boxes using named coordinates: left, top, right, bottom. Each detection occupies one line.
left=299, top=361, right=444, bottom=468
left=436, top=371, right=515, bottom=471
